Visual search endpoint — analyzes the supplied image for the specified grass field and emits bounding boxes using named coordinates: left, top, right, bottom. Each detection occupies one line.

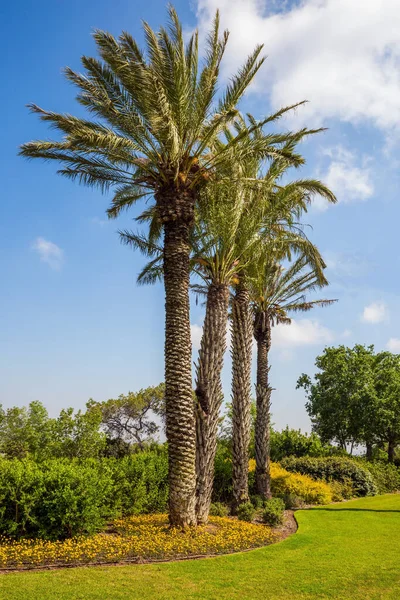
left=1, top=494, right=400, bottom=600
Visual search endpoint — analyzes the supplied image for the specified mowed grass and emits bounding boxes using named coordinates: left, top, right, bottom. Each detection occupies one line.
left=2, top=494, right=400, bottom=600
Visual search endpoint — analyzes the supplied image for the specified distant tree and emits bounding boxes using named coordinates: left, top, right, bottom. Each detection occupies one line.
left=269, top=427, right=338, bottom=461
left=297, top=345, right=377, bottom=453
left=0, top=401, right=51, bottom=459
left=48, top=406, right=106, bottom=458
left=89, top=384, right=165, bottom=450
left=373, top=352, right=400, bottom=462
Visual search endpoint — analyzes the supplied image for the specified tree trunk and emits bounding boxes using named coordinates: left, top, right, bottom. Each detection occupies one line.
left=388, top=438, right=396, bottom=463
left=195, top=283, right=230, bottom=524
left=161, top=190, right=196, bottom=528
left=231, top=283, right=253, bottom=511
left=254, top=311, right=272, bottom=500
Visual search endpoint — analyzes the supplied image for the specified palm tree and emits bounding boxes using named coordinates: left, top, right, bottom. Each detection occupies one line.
left=249, top=255, right=337, bottom=498
left=228, top=139, right=336, bottom=511
left=19, top=8, right=296, bottom=527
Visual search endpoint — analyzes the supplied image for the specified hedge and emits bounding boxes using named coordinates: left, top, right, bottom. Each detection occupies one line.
left=280, top=456, right=378, bottom=496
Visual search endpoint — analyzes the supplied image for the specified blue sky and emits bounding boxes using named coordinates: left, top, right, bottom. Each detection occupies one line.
left=1, top=0, right=400, bottom=431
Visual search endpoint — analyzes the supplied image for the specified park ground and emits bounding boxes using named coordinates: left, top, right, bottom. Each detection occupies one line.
left=1, top=494, right=400, bottom=600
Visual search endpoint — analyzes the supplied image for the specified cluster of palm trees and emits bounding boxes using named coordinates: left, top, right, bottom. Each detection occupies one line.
left=20, top=8, right=337, bottom=527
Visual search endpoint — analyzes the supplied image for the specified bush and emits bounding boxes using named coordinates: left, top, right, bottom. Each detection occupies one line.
left=0, top=450, right=169, bottom=540
left=282, top=493, right=305, bottom=510
left=237, top=502, right=256, bottom=522
left=329, top=478, right=355, bottom=501
left=262, top=498, right=285, bottom=526
left=110, top=449, right=168, bottom=515
left=281, top=456, right=377, bottom=497
left=270, top=463, right=332, bottom=504
left=361, top=461, right=400, bottom=494
left=209, top=503, right=229, bottom=517
left=0, top=458, right=115, bottom=540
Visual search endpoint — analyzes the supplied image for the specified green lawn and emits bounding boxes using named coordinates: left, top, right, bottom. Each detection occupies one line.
left=2, top=494, right=400, bottom=600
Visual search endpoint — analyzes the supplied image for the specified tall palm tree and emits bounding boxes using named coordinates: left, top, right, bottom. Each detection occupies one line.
left=249, top=255, right=337, bottom=498
left=228, top=132, right=337, bottom=511
left=19, top=8, right=298, bottom=527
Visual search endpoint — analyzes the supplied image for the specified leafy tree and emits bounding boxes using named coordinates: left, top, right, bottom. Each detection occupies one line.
left=0, top=401, right=51, bottom=459
left=47, top=406, right=106, bottom=458
left=89, top=384, right=165, bottom=450
left=250, top=255, right=336, bottom=498
left=297, top=345, right=377, bottom=454
left=373, top=352, right=400, bottom=462
left=20, top=7, right=301, bottom=527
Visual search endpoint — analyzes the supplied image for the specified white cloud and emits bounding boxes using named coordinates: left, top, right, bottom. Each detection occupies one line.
left=387, top=338, right=400, bottom=352
left=32, top=237, right=64, bottom=270
left=196, top=0, right=400, bottom=132
left=272, top=318, right=334, bottom=347
left=314, top=146, right=374, bottom=210
left=361, top=302, right=388, bottom=324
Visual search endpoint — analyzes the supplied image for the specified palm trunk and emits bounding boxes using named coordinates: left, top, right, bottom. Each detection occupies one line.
left=231, top=283, right=253, bottom=511
left=162, top=196, right=196, bottom=527
left=195, top=283, right=230, bottom=524
left=254, top=311, right=272, bottom=499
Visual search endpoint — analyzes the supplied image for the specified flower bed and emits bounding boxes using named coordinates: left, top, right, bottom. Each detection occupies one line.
left=0, top=515, right=276, bottom=569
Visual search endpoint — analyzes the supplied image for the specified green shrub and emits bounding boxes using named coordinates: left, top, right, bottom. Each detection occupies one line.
left=110, top=449, right=168, bottom=515
left=281, top=493, right=305, bottom=510
left=250, top=495, right=265, bottom=509
left=361, top=461, right=400, bottom=494
left=0, top=457, right=115, bottom=540
left=281, top=456, right=377, bottom=496
left=209, top=502, right=229, bottom=517
left=237, top=502, right=256, bottom=522
left=212, top=443, right=233, bottom=504
left=329, top=478, right=355, bottom=501
left=262, top=498, right=285, bottom=526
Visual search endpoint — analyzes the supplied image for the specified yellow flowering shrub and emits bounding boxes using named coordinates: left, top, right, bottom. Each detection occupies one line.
left=248, top=460, right=332, bottom=505
left=0, top=515, right=276, bottom=569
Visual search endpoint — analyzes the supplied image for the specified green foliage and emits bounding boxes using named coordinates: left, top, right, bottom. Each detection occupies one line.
left=0, top=401, right=106, bottom=460
left=361, top=461, right=400, bottom=494
left=270, top=427, right=338, bottom=461
left=237, top=502, right=256, bottom=522
left=298, top=345, right=400, bottom=461
left=212, top=443, right=233, bottom=503
left=281, top=493, right=305, bottom=510
left=297, top=345, right=377, bottom=451
left=208, top=503, right=229, bottom=517
left=0, top=448, right=169, bottom=540
left=262, top=498, right=285, bottom=525
left=281, top=456, right=377, bottom=496
left=329, top=479, right=355, bottom=501
left=0, top=458, right=115, bottom=540
left=110, top=448, right=169, bottom=515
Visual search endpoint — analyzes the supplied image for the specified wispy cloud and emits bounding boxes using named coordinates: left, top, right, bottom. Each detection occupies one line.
left=361, top=302, right=388, bottom=324
left=32, top=237, right=64, bottom=270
